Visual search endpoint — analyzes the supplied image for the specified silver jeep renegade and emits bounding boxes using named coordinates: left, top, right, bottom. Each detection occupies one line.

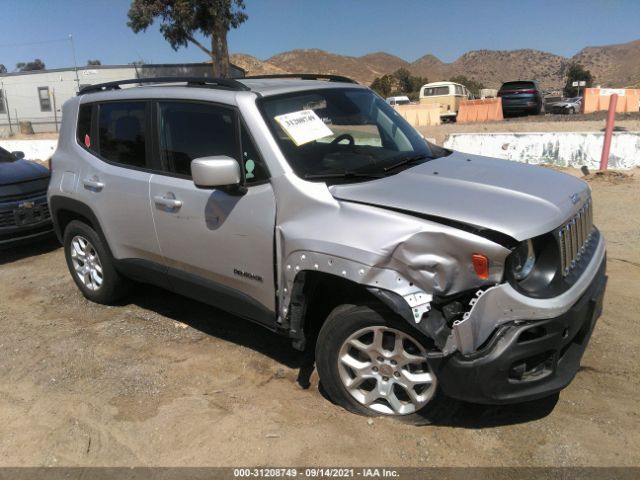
left=48, top=75, right=607, bottom=417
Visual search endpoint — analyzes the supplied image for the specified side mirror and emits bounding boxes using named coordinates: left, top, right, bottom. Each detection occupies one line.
left=11, top=151, right=25, bottom=160
left=191, top=156, right=242, bottom=189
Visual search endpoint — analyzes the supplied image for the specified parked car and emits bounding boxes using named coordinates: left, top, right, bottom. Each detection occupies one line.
left=49, top=75, right=607, bottom=418
left=498, top=80, right=545, bottom=116
left=385, top=95, right=411, bottom=107
left=550, top=97, right=582, bottom=114
left=0, top=146, right=53, bottom=246
left=419, top=81, right=471, bottom=121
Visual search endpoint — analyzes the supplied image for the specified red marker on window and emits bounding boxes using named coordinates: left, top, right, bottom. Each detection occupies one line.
left=84, top=134, right=91, bottom=148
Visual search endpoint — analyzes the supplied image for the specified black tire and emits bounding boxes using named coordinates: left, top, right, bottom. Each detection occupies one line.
left=315, top=303, right=457, bottom=421
left=63, top=220, right=129, bottom=304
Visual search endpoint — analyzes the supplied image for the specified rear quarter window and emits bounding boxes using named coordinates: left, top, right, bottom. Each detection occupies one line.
left=76, top=104, right=93, bottom=150
left=500, top=82, right=535, bottom=91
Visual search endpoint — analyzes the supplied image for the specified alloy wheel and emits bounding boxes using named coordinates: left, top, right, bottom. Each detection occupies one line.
left=337, top=326, right=437, bottom=415
left=70, top=235, right=104, bottom=291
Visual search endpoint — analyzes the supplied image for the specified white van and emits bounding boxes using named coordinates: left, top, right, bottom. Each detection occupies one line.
left=386, top=95, right=411, bottom=106
left=419, top=82, right=470, bottom=120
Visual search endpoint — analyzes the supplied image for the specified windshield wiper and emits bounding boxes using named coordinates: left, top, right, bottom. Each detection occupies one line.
left=304, top=171, right=385, bottom=180
left=383, top=153, right=431, bottom=173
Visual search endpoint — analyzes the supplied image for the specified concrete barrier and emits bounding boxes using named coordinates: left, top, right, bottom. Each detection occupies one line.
left=582, top=88, right=640, bottom=114
left=456, top=98, right=503, bottom=123
left=0, top=139, right=58, bottom=162
left=394, top=103, right=441, bottom=127
left=443, top=132, right=640, bottom=170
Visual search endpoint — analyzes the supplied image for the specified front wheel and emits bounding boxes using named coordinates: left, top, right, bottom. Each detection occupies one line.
left=315, top=304, right=454, bottom=419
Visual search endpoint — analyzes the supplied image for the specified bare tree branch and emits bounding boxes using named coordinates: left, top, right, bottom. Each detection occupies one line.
left=185, top=33, right=212, bottom=56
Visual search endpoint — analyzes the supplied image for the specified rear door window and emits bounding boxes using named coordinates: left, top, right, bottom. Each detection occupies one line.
left=97, top=102, right=147, bottom=168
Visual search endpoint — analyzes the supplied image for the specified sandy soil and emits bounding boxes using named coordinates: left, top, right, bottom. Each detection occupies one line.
left=0, top=170, right=638, bottom=467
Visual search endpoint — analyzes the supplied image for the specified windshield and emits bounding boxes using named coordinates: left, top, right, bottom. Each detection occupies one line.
left=259, top=88, right=446, bottom=182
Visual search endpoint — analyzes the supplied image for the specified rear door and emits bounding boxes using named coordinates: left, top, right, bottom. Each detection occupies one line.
left=148, top=100, right=277, bottom=324
left=75, top=101, right=164, bottom=267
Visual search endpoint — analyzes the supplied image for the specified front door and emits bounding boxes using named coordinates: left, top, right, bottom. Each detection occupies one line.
left=149, top=100, right=276, bottom=325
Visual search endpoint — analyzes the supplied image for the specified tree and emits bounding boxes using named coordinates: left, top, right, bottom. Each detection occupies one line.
left=449, top=75, right=484, bottom=97
left=127, top=0, right=247, bottom=78
left=0, top=64, right=7, bottom=74
left=372, top=69, right=428, bottom=100
left=370, top=75, right=394, bottom=97
left=16, top=59, right=45, bottom=72
left=564, top=63, right=593, bottom=97
left=393, top=68, right=413, bottom=93
left=86, top=59, right=102, bottom=66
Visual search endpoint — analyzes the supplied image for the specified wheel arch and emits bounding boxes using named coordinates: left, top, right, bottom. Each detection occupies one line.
left=286, top=269, right=420, bottom=351
left=49, top=196, right=112, bottom=256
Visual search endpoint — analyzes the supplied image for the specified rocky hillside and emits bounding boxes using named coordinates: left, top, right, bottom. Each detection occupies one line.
left=229, top=53, right=288, bottom=76
left=232, top=39, right=640, bottom=89
left=572, top=39, right=640, bottom=88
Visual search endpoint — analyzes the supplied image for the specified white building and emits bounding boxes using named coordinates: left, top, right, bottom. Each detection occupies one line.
left=0, top=62, right=244, bottom=136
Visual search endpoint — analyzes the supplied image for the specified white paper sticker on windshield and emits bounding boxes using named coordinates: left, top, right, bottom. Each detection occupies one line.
left=274, top=110, right=333, bottom=146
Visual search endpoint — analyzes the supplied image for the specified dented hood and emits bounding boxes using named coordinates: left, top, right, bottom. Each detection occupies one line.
left=329, top=152, right=590, bottom=242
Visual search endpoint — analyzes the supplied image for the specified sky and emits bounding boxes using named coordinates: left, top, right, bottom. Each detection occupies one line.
left=1, top=0, right=639, bottom=71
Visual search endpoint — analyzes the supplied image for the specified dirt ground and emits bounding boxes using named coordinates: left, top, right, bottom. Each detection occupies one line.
left=0, top=168, right=639, bottom=468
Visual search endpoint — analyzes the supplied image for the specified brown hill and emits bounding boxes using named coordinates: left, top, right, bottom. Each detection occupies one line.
left=448, top=49, right=565, bottom=89
left=572, top=39, right=640, bottom=88
left=266, top=49, right=408, bottom=85
left=410, top=54, right=450, bottom=81
left=233, top=38, right=640, bottom=89
left=229, top=53, right=288, bottom=76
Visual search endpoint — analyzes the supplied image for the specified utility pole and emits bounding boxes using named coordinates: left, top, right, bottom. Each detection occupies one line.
left=1, top=81, right=13, bottom=135
left=52, top=88, right=58, bottom=133
left=69, top=34, right=80, bottom=92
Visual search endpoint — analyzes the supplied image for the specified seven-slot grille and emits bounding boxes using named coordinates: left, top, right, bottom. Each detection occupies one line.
left=557, top=198, right=594, bottom=276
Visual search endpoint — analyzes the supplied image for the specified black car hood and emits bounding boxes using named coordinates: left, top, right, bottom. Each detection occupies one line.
left=0, top=158, right=49, bottom=186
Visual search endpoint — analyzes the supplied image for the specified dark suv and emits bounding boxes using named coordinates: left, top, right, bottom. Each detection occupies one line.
left=0, top=146, right=53, bottom=246
left=498, top=81, right=545, bottom=116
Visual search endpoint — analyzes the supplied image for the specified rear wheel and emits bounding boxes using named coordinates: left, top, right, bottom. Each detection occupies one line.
left=63, top=220, right=129, bottom=304
left=316, top=303, right=454, bottom=419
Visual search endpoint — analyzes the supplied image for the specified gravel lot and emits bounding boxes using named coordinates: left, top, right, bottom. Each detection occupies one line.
left=0, top=168, right=638, bottom=467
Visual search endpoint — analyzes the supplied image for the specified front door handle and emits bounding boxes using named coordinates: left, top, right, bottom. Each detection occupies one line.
left=154, top=194, right=182, bottom=210
left=82, top=177, right=104, bottom=191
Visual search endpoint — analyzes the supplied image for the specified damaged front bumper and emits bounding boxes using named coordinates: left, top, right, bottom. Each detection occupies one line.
left=428, top=254, right=607, bottom=404
left=452, top=232, right=606, bottom=354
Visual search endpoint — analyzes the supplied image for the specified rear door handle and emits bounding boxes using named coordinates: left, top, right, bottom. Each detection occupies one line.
left=154, top=195, right=182, bottom=210
left=82, top=177, right=104, bottom=191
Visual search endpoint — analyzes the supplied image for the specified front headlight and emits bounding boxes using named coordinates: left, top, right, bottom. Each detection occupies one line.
left=509, top=239, right=536, bottom=280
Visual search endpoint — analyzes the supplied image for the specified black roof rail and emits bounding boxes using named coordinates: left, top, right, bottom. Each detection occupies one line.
left=78, top=76, right=251, bottom=95
left=243, top=73, right=358, bottom=84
